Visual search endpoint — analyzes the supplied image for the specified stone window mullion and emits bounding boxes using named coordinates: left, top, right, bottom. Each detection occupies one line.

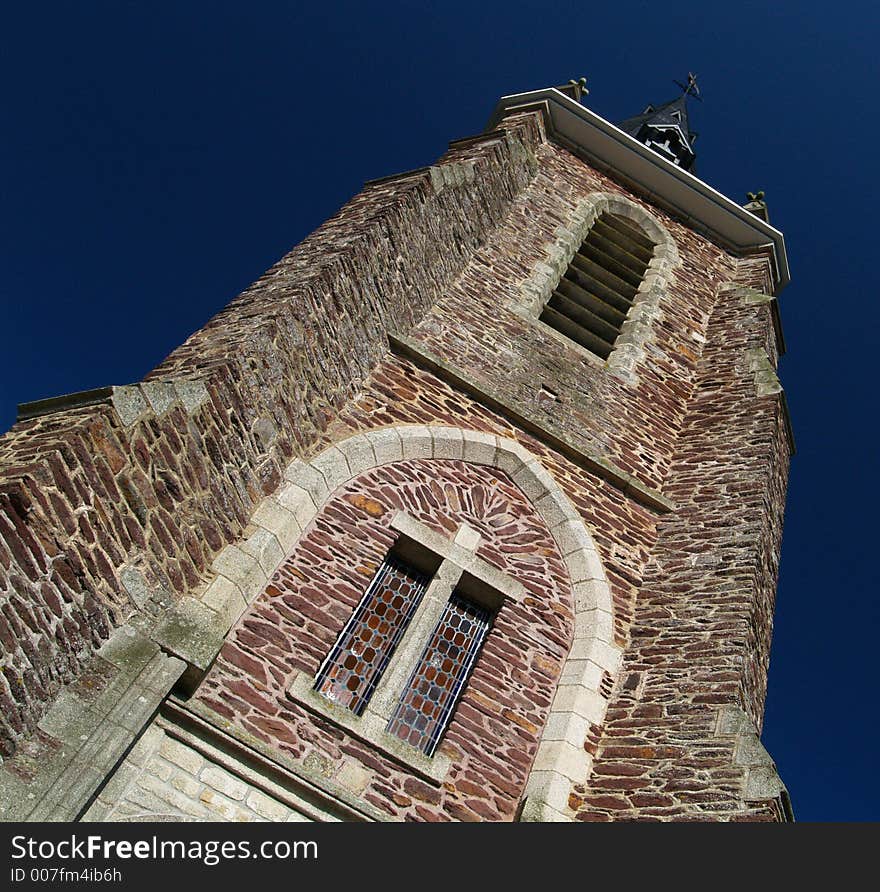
left=361, top=558, right=464, bottom=732
left=287, top=510, right=524, bottom=782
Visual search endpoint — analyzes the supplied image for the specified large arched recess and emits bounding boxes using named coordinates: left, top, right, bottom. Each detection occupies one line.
left=200, top=425, right=622, bottom=821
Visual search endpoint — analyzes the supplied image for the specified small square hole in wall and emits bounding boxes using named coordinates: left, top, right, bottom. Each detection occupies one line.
left=537, top=385, right=558, bottom=412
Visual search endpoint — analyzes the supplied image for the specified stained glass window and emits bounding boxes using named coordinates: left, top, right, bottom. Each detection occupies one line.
left=386, top=592, right=491, bottom=755
left=314, top=555, right=428, bottom=715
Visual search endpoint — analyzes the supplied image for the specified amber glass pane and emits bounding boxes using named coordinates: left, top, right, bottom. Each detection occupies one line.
left=386, top=592, right=491, bottom=755
left=314, top=556, right=428, bottom=715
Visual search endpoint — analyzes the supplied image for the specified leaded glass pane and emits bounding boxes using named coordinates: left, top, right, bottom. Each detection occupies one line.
left=386, top=592, right=491, bottom=756
left=314, top=555, right=428, bottom=715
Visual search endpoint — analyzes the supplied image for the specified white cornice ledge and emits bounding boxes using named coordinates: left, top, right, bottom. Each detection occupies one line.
left=487, top=88, right=790, bottom=293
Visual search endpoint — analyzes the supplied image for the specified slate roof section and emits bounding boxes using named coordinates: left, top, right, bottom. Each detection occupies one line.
left=618, top=94, right=698, bottom=172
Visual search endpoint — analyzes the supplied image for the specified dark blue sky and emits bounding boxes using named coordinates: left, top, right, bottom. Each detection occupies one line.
left=1, top=2, right=876, bottom=820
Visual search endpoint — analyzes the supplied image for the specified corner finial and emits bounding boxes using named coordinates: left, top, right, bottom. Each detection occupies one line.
left=744, top=190, right=769, bottom=222
left=560, top=76, right=589, bottom=103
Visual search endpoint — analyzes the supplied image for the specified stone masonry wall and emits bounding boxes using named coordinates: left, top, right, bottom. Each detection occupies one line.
left=0, top=112, right=545, bottom=758
left=196, top=458, right=572, bottom=822
left=408, top=139, right=738, bottom=493
left=568, top=272, right=791, bottom=821
left=82, top=721, right=311, bottom=823
left=0, top=96, right=791, bottom=822
left=325, top=358, right=655, bottom=651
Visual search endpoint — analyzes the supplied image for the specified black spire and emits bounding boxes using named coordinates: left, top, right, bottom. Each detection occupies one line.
left=618, top=75, right=700, bottom=172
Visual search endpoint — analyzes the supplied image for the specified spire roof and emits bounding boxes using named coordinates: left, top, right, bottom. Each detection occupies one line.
left=618, top=92, right=698, bottom=172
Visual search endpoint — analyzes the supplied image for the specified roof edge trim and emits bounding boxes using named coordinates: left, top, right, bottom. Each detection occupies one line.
left=487, top=88, right=790, bottom=293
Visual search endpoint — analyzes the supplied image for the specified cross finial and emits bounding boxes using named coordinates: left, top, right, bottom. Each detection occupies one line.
left=567, top=76, right=589, bottom=102
left=744, top=190, right=769, bottom=222
left=674, top=72, right=702, bottom=101
left=557, top=76, right=589, bottom=103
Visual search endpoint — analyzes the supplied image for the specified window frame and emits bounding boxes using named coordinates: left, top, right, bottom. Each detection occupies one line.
left=509, top=192, right=681, bottom=383
left=286, top=511, right=520, bottom=783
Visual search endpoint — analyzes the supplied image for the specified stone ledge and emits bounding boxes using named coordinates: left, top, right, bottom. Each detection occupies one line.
left=16, top=386, right=116, bottom=421
left=286, top=673, right=451, bottom=785
left=388, top=333, right=675, bottom=514
left=743, top=346, right=796, bottom=455
left=16, top=379, right=209, bottom=426
left=715, top=704, right=794, bottom=821
left=163, top=698, right=389, bottom=822
left=0, top=625, right=186, bottom=822
left=734, top=284, right=786, bottom=357
left=151, top=597, right=231, bottom=694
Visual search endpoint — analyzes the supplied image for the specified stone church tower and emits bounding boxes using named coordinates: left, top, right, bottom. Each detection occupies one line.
left=0, top=79, right=793, bottom=822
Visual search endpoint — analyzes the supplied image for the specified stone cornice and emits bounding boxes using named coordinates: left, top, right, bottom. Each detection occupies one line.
left=388, top=333, right=676, bottom=514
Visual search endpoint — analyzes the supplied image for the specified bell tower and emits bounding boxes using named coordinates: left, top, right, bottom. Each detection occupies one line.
left=0, top=77, right=793, bottom=822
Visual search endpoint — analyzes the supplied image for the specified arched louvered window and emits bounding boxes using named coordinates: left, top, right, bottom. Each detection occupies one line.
left=539, top=212, right=656, bottom=359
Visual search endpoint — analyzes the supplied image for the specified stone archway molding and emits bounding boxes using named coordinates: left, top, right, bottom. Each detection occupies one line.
left=512, top=191, right=681, bottom=384
left=167, top=425, right=622, bottom=822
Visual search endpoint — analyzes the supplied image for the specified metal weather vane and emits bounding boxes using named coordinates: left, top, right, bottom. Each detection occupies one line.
left=674, top=72, right=702, bottom=101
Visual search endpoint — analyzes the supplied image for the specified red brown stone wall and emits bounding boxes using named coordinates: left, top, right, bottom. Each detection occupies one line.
left=411, top=139, right=737, bottom=493
left=0, top=113, right=546, bottom=757
left=0, top=97, right=792, bottom=823
left=324, top=357, right=657, bottom=648
left=197, top=458, right=572, bottom=821
left=568, top=274, right=791, bottom=821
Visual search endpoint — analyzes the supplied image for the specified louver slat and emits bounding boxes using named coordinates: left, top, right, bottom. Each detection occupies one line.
left=557, top=277, right=627, bottom=328
left=603, top=213, right=656, bottom=252
left=548, top=291, right=621, bottom=345
left=540, top=213, right=656, bottom=360
left=588, top=231, right=649, bottom=277
left=580, top=241, right=644, bottom=288
left=539, top=306, right=616, bottom=359
left=592, top=220, right=654, bottom=263
left=569, top=253, right=638, bottom=303
left=565, top=263, right=634, bottom=315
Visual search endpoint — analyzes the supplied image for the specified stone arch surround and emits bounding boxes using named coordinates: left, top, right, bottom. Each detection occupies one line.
left=195, top=425, right=623, bottom=821
left=513, top=190, right=681, bottom=383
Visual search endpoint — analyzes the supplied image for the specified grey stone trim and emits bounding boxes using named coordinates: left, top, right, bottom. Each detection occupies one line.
left=511, top=191, right=681, bottom=386
left=390, top=511, right=525, bottom=606
left=157, top=700, right=389, bottom=822
left=182, top=425, right=622, bottom=822
left=287, top=673, right=451, bottom=784
left=0, top=625, right=186, bottom=822
left=726, top=282, right=796, bottom=456
left=151, top=597, right=231, bottom=694
left=746, top=348, right=783, bottom=397
left=119, top=566, right=175, bottom=614
left=715, top=705, right=794, bottom=821
left=389, top=333, right=675, bottom=513
left=16, top=379, right=210, bottom=426
left=429, top=161, right=477, bottom=194
left=744, top=346, right=795, bottom=456
left=736, top=283, right=786, bottom=356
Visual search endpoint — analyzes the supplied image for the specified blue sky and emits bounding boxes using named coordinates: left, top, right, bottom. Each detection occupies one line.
left=1, top=2, right=877, bottom=820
